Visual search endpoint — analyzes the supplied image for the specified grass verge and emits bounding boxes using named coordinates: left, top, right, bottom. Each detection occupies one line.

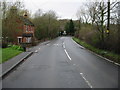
left=0, top=47, right=23, bottom=64
left=73, top=37, right=120, bottom=64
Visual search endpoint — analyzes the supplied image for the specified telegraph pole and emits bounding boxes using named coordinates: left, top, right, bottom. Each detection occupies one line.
left=107, top=0, right=110, bottom=35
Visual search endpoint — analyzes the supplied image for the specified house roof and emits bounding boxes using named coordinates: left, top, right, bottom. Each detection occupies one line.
left=19, top=16, right=34, bottom=26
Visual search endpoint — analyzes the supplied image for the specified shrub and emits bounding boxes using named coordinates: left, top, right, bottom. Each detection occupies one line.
left=8, top=44, right=12, bottom=47
left=11, top=45, right=24, bottom=51
left=17, top=46, right=24, bottom=51
left=12, top=45, right=19, bottom=49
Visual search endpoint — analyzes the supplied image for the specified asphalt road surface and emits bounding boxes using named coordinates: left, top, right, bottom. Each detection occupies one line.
left=2, top=37, right=119, bottom=88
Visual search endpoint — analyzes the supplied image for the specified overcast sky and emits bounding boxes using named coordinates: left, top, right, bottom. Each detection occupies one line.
left=6, top=0, right=90, bottom=20
left=6, top=0, right=119, bottom=20
left=23, top=0, right=88, bottom=20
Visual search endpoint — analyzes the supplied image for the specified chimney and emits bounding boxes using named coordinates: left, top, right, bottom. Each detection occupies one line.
left=23, top=11, right=28, bottom=18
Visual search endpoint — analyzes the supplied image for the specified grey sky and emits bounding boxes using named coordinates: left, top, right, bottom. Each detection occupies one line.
left=6, top=0, right=118, bottom=20
left=6, top=0, right=89, bottom=20
left=23, top=0, right=86, bottom=20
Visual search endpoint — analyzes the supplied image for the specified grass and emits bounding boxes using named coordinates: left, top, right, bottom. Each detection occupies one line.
left=0, top=47, right=23, bottom=64
left=73, top=37, right=120, bottom=64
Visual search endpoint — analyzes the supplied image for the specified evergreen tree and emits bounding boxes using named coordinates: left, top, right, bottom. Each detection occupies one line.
left=65, top=19, right=75, bottom=35
left=65, top=22, right=70, bottom=35
left=69, top=19, right=75, bottom=35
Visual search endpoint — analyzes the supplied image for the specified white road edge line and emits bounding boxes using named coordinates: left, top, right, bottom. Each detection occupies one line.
left=64, top=49, right=72, bottom=60
left=88, top=50, right=120, bottom=66
left=80, top=73, right=93, bottom=88
left=72, top=38, right=85, bottom=49
left=71, top=38, right=120, bottom=66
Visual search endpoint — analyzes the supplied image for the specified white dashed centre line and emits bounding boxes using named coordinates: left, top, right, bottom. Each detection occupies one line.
left=73, top=64, right=76, bottom=65
left=80, top=73, right=93, bottom=88
left=64, top=49, right=71, bottom=60
left=63, top=42, right=65, bottom=49
left=63, top=45, right=65, bottom=49
left=35, top=50, right=38, bottom=53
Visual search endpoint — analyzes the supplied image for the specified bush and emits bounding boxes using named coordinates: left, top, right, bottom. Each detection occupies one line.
left=17, top=46, right=24, bottom=51
left=12, top=45, right=19, bottom=49
left=8, top=44, right=12, bottom=47
left=11, top=45, right=24, bottom=51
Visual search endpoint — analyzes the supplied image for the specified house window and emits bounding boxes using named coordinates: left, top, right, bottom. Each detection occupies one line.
left=26, top=25, right=28, bottom=32
left=26, top=37, right=31, bottom=43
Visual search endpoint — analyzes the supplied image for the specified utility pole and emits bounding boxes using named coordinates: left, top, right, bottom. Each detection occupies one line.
left=107, top=0, right=110, bottom=35
left=117, top=2, right=120, bottom=53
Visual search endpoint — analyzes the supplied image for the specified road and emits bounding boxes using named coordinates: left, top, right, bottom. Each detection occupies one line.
left=2, top=37, right=119, bottom=88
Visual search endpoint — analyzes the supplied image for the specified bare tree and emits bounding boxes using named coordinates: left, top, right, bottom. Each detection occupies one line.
left=34, top=9, right=43, bottom=18
left=76, top=7, right=91, bottom=24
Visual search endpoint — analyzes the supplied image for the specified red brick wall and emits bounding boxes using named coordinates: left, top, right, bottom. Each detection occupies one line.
left=22, top=25, right=35, bottom=43
left=23, top=25, right=34, bottom=34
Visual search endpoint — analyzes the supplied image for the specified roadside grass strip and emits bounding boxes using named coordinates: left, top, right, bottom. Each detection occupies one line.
left=1, top=48, right=23, bottom=63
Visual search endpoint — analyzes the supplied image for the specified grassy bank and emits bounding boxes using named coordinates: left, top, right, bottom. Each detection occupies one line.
left=1, top=46, right=23, bottom=63
left=73, top=37, right=120, bottom=64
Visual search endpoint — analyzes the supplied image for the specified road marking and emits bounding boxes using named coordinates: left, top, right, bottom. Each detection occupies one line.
left=64, top=49, right=71, bottom=60
left=80, top=73, right=93, bottom=88
left=54, top=44, right=59, bottom=46
left=73, top=64, right=76, bottom=65
left=39, top=48, right=40, bottom=50
left=88, top=50, right=120, bottom=66
left=35, top=50, right=38, bottom=53
left=114, top=63, right=120, bottom=66
left=47, top=44, right=49, bottom=45
left=71, top=38, right=85, bottom=49
left=63, top=42, right=66, bottom=49
left=63, top=45, right=65, bottom=49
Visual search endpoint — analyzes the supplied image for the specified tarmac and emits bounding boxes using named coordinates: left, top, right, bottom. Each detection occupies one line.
left=0, top=40, right=50, bottom=78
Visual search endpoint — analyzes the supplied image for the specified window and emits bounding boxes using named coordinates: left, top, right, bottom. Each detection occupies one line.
left=26, top=25, right=28, bottom=32
left=26, top=37, right=31, bottom=43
